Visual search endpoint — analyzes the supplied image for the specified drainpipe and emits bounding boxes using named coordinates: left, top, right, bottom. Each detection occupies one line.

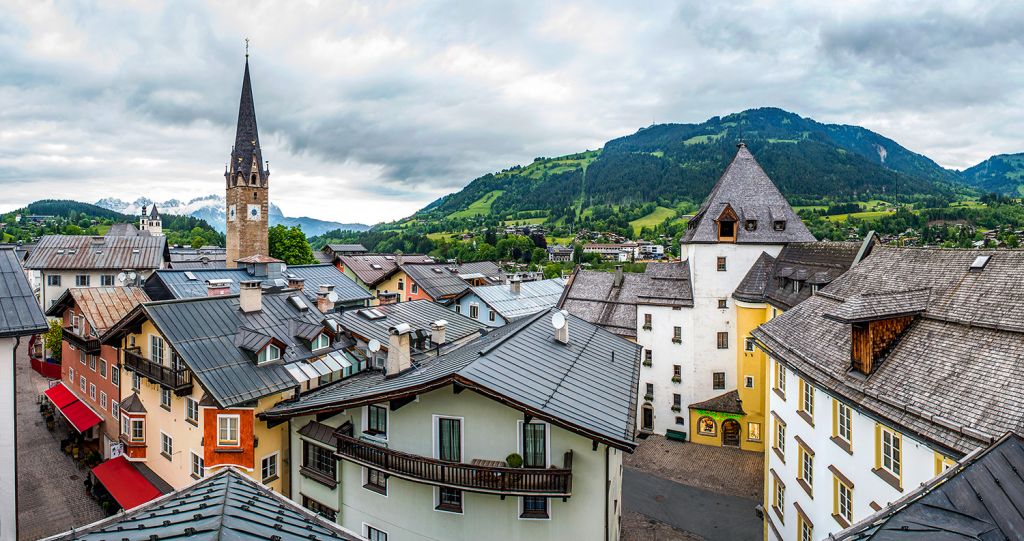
left=605, top=444, right=610, bottom=541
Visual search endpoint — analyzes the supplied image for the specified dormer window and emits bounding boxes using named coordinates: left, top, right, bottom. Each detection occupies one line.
left=745, top=220, right=757, bottom=231
left=313, top=333, right=331, bottom=351
left=716, top=205, right=739, bottom=242
left=773, top=220, right=786, bottom=231
left=793, top=280, right=801, bottom=293
left=258, top=344, right=281, bottom=364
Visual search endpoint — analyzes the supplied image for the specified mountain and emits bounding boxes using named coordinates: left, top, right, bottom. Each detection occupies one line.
left=418, top=107, right=963, bottom=222
left=961, top=153, right=1024, bottom=195
left=95, top=195, right=370, bottom=237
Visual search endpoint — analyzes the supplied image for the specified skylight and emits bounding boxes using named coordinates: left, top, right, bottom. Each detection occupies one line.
left=289, top=295, right=308, bottom=311
left=970, top=255, right=992, bottom=271
left=184, top=271, right=197, bottom=281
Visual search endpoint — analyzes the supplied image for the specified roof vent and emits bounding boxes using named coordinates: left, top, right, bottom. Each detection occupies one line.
left=970, top=255, right=992, bottom=272
left=433, top=267, right=443, bottom=274
left=56, top=249, right=65, bottom=254
left=132, top=249, right=140, bottom=254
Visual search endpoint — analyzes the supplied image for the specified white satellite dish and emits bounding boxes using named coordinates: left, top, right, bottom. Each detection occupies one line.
left=551, top=311, right=567, bottom=330
left=116, top=272, right=127, bottom=285
left=368, top=339, right=381, bottom=353
left=128, top=271, right=138, bottom=281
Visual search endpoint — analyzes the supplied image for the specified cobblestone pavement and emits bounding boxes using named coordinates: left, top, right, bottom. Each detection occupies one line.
left=624, top=435, right=764, bottom=501
left=622, top=511, right=704, bottom=541
left=16, top=346, right=105, bottom=540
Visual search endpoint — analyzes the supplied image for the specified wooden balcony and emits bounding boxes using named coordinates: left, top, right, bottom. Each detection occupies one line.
left=122, top=348, right=193, bottom=395
left=335, top=434, right=573, bottom=497
left=63, top=326, right=100, bottom=353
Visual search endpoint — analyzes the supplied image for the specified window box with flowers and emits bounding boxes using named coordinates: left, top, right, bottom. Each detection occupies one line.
left=672, top=375, right=681, bottom=383
left=671, top=405, right=682, bottom=412
left=644, top=393, right=654, bottom=401
left=671, top=337, right=682, bottom=344
left=643, top=359, right=652, bottom=367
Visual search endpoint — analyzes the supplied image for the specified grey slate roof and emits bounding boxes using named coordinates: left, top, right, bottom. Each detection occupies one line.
left=456, top=260, right=504, bottom=282
left=337, top=300, right=486, bottom=351
left=732, top=252, right=777, bottom=303
left=298, top=419, right=340, bottom=447
left=146, top=264, right=370, bottom=305
left=689, top=390, right=745, bottom=415
left=753, top=246, right=1024, bottom=454
left=733, top=241, right=867, bottom=309
left=0, top=247, right=47, bottom=338
left=119, top=393, right=146, bottom=413
left=228, top=59, right=267, bottom=184
left=339, top=253, right=433, bottom=286
left=104, top=223, right=149, bottom=237
left=267, top=308, right=641, bottom=450
left=123, top=291, right=341, bottom=408
left=460, top=278, right=566, bottom=321
left=25, top=235, right=168, bottom=270
left=402, top=262, right=473, bottom=300
left=325, top=243, right=366, bottom=254
left=683, top=144, right=815, bottom=244
left=559, top=262, right=693, bottom=338
left=833, top=432, right=1024, bottom=541
left=44, top=468, right=359, bottom=540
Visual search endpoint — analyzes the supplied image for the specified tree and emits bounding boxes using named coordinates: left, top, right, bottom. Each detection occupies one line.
left=531, top=247, right=547, bottom=265
left=268, top=225, right=316, bottom=265
left=44, top=320, right=62, bottom=361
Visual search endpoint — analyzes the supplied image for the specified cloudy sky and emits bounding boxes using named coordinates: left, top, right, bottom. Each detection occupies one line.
left=1, top=1, right=1022, bottom=225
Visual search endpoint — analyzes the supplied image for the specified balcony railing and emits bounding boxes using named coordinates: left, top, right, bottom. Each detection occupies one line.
left=123, top=348, right=193, bottom=395
left=335, top=434, right=573, bottom=497
left=63, top=326, right=100, bottom=353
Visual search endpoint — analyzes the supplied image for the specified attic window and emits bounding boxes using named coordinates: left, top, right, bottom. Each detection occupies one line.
left=745, top=220, right=757, bottom=231
left=258, top=344, right=281, bottom=364
left=371, top=264, right=383, bottom=270
left=312, top=333, right=331, bottom=351
left=718, top=220, right=735, bottom=241
left=970, top=255, right=991, bottom=271
left=773, top=220, right=786, bottom=231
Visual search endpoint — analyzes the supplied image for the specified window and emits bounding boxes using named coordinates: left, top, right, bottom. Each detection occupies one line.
left=773, top=417, right=786, bottom=457
left=487, top=309, right=497, bottom=322
left=713, top=372, right=725, bottom=389
left=672, top=326, right=682, bottom=343
left=160, top=388, right=171, bottom=410
left=717, top=332, right=729, bottom=349
left=745, top=375, right=754, bottom=388
left=644, top=382, right=654, bottom=400
left=775, top=362, right=787, bottom=397
left=80, top=350, right=86, bottom=365
left=111, top=400, right=119, bottom=418
left=99, top=391, right=107, bottom=409
left=131, top=372, right=140, bottom=392
left=673, top=365, right=681, bottom=382
left=643, top=313, right=652, bottom=330
left=191, top=451, right=205, bottom=479
left=365, top=525, right=388, bottom=541
left=672, top=394, right=681, bottom=411
left=748, top=422, right=761, bottom=442
left=88, top=383, right=96, bottom=400
left=744, top=337, right=756, bottom=352
left=718, top=219, right=735, bottom=239
left=303, top=496, right=336, bottom=521
left=411, top=283, right=419, bottom=295
left=79, top=375, right=86, bottom=392
left=454, top=304, right=461, bottom=314
left=469, top=304, right=479, bottom=319
left=437, top=417, right=461, bottom=462
left=773, top=476, right=785, bottom=517
left=365, top=468, right=387, bottom=494
left=98, top=359, right=106, bottom=378
left=160, top=432, right=173, bottom=460
left=521, top=496, right=549, bottom=519
left=718, top=298, right=728, bottom=309
left=879, top=426, right=902, bottom=480
left=88, top=355, right=96, bottom=371
left=834, top=475, right=853, bottom=525
left=111, top=365, right=119, bottom=386
left=675, top=416, right=685, bottom=425
left=798, top=444, right=814, bottom=494
left=716, top=257, right=727, bottom=271
left=130, top=418, right=144, bottom=442
left=643, top=349, right=652, bottom=367
left=100, top=274, right=115, bottom=286
left=261, top=453, right=279, bottom=483
left=185, top=397, right=199, bottom=425
left=697, top=416, right=716, bottom=436
left=217, top=415, right=240, bottom=446
left=774, top=220, right=787, bottom=232
left=75, top=275, right=89, bottom=287
left=745, top=219, right=758, bottom=231
left=367, top=405, right=387, bottom=437
left=304, top=441, right=337, bottom=478
left=522, top=422, right=547, bottom=468
left=798, top=514, right=812, bottom=541
left=834, top=401, right=852, bottom=446
left=150, top=335, right=165, bottom=366
left=69, top=367, right=74, bottom=381
left=313, top=333, right=330, bottom=351
left=799, top=379, right=815, bottom=422
left=437, top=487, right=463, bottom=513
left=397, top=279, right=404, bottom=291
left=47, top=275, right=61, bottom=286
left=258, top=344, right=281, bottom=364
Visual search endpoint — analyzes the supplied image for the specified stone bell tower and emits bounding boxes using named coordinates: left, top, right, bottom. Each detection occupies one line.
left=225, top=54, right=270, bottom=268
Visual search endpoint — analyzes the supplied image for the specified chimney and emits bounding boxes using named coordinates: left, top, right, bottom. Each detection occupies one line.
left=613, top=265, right=624, bottom=287
left=395, top=253, right=403, bottom=266
left=288, top=277, right=306, bottom=291
left=510, top=278, right=522, bottom=295
left=239, top=280, right=262, bottom=313
left=316, top=284, right=335, bottom=313
left=386, top=323, right=413, bottom=377
left=431, top=320, right=447, bottom=346
left=206, top=279, right=231, bottom=297
left=555, top=309, right=570, bottom=344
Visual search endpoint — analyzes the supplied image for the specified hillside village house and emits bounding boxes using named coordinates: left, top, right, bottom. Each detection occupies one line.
left=24, top=235, right=170, bottom=310
left=337, top=253, right=434, bottom=304
left=752, top=247, right=1024, bottom=541
left=262, top=308, right=640, bottom=541
left=44, top=287, right=149, bottom=459
left=401, top=261, right=503, bottom=304
left=451, top=277, right=566, bottom=327
left=0, top=246, right=49, bottom=540
left=318, top=243, right=368, bottom=265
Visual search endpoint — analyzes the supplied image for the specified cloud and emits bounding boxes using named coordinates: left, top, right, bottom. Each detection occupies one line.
left=0, top=0, right=1022, bottom=224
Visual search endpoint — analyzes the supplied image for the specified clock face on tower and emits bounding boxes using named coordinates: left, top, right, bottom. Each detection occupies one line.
left=247, top=204, right=261, bottom=221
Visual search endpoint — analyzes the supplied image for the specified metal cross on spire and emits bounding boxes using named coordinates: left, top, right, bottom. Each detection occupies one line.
left=245, top=37, right=250, bottom=59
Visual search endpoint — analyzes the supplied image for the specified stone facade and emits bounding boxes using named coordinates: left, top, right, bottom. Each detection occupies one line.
left=224, top=58, right=270, bottom=268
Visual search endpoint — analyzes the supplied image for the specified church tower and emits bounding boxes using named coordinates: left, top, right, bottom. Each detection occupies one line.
left=225, top=55, right=269, bottom=268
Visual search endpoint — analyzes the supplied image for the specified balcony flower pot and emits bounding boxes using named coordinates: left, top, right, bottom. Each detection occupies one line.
left=672, top=376, right=681, bottom=383
left=671, top=338, right=682, bottom=344
left=642, top=360, right=652, bottom=367
left=644, top=393, right=654, bottom=402
left=642, top=325, right=652, bottom=331
left=506, top=453, right=523, bottom=468
left=671, top=406, right=681, bottom=412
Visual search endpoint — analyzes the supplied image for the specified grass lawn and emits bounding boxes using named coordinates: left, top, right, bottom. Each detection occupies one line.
left=503, top=217, right=547, bottom=226
left=826, top=210, right=895, bottom=223
left=448, top=190, right=504, bottom=219
left=630, top=206, right=676, bottom=235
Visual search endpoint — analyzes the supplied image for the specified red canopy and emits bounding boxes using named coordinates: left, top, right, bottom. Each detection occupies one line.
left=91, top=456, right=164, bottom=510
left=44, top=382, right=102, bottom=433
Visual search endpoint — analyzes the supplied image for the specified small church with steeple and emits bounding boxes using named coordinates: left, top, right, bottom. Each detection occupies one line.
left=224, top=53, right=270, bottom=268
left=139, top=204, right=162, bottom=236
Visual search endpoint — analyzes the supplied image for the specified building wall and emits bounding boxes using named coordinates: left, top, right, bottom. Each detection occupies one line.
left=733, top=300, right=773, bottom=452
left=289, top=386, right=624, bottom=541
left=36, top=269, right=158, bottom=310
left=58, top=304, right=122, bottom=452
left=225, top=179, right=269, bottom=268
left=450, top=292, right=507, bottom=327
left=764, top=356, right=959, bottom=541
left=0, top=337, right=16, bottom=541
left=634, top=304, right=693, bottom=437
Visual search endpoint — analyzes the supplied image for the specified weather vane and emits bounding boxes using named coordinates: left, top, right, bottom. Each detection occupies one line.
left=245, top=37, right=250, bottom=59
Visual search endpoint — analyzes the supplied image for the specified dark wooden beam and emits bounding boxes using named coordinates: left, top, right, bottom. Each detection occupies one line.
left=453, top=382, right=466, bottom=394
left=390, top=395, right=417, bottom=411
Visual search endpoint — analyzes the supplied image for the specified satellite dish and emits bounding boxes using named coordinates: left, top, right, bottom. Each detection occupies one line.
left=116, top=272, right=127, bottom=285
left=368, top=339, right=381, bottom=353
left=128, top=271, right=138, bottom=281
left=551, top=311, right=567, bottom=330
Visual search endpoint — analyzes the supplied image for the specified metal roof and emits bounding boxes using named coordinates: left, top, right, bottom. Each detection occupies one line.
left=325, top=243, right=367, bottom=253
left=461, top=278, right=566, bottom=320
left=45, top=287, right=150, bottom=335
left=268, top=308, right=641, bottom=451
left=833, top=432, right=1024, bottom=541
left=147, top=264, right=370, bottom=305
left=43, top=468, right=360, bottom=540
left=338, top=253, right=432, bottom=286
left=401, top=263, right=473, bottom=300
left=0, top=247, right=47, bottom=338
left=337, top=300, right=486, bottom=351
left=24, top=235, right=168, bottom=270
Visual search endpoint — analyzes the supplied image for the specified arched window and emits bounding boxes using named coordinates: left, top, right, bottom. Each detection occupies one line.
left=697, top=416, right=717, bottom=436
left=250, top=173, right=258, bottom=185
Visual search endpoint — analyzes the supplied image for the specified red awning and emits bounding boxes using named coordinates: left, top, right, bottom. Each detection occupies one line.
left=45, top=382, right=102, bottom=433
left=91, top=456, right=164, bottom=510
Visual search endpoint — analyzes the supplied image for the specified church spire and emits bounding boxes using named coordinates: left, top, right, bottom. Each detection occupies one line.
left=229, top=53, right=265, bottom=183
